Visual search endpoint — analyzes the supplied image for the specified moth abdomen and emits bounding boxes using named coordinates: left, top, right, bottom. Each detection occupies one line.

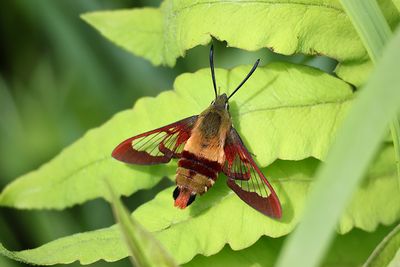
left=174, top=150, right=222, bottom=208
left=181, top=151, right=222, bottom=172
left=178, top=158, right=218, bottom=180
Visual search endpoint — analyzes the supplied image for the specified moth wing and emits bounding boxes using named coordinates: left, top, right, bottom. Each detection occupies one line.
left=112, top=116, right=198, bottom=165
left=223, top=127, right=282, bottom=218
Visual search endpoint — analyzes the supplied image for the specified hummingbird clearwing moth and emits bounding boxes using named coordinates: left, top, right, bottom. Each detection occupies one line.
left=112, top=45, right=282, bottom=219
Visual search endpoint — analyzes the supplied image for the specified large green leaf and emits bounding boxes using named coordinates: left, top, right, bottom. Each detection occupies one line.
left=185, top=226, right=392, bottom=267
left=81, top=0, right=400, bottom=86
left=0, top=62, right=352, bottom=210
left=0, top=145, right=398, bottom=265
left=0, top=107, right=176, bottom=209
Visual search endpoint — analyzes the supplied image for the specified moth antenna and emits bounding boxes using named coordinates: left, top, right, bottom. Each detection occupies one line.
left=227, top=59, right=260, bottom=100
left=210, top=44, right=218, bottom=99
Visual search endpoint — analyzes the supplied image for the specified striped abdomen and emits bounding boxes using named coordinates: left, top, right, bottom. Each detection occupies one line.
left=173, top=150, right=222, bottom=208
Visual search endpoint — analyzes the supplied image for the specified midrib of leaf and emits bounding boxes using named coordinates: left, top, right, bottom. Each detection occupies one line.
left=237, top=97, right=353, bottom=117
left=45, top=157, right=109, bottom=187
left=171, top=1, right=343, bottom=17
left=1, top=156, right=110, bottom=203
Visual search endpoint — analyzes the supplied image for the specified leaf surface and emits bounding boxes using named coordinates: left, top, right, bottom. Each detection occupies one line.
left=387, top=249, right=400, bottom=267
left=82, top=0, right=400, bottom=85
left=0, top=62, right=352, bottom=209
left=185, top=226, right=393, bottom=267
left=0, top=146, right=398, bottom=265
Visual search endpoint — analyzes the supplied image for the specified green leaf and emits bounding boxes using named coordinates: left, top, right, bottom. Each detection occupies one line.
left=0, top=107, right=176, bottom=209
left=185, top=226, right=393, bottom=267
left=275, top=25, right=400, bottom=267
left=364, top=223, right=400, bottom=267
left=338, top=146, right=400, bottom=233
left=81, top=0, right=400, bottom=85
left=109, top=184, right=178, bottom=267
left=0, top=62, right=353, bottom=210
left=0, top=146, right=398, bottom=265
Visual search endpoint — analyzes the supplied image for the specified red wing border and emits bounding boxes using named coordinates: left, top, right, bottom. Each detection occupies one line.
left=223, top=128, right=282, bottom=218
left=112, top=116, right=198, bottom=165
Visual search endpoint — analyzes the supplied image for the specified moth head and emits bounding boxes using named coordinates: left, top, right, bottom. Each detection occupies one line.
left=211, top=93, right=229, bottom=111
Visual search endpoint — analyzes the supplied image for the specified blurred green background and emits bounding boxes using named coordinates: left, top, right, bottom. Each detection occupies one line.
left=0, top=1, right=337, bottom=266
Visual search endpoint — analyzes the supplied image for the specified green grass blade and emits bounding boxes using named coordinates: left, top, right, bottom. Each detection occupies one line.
left=108, top=183, right=178, bottom=267
left=364, top=223, right=400, bottom=267
left=340, top=0, right=391, bottom=60
left=275, top=27, right=400, bottom=267
left=340, top=0, right=400, bottom=184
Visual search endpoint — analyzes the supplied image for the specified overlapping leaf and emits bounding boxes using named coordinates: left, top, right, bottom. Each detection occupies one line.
left=81, top=0, right=400, bottom=86
left=0, top=145, right=398, bottom=265
left=0, top=62, right=353, bottom=210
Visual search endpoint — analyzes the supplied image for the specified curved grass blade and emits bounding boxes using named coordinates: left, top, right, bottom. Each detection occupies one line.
left=341, top=0, right=400, bottom=190
left=276, top=26, right=400, bottom=267
left=364, top=223, right=400, bottom=267
left=108, top=182, right=177, bottom=267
